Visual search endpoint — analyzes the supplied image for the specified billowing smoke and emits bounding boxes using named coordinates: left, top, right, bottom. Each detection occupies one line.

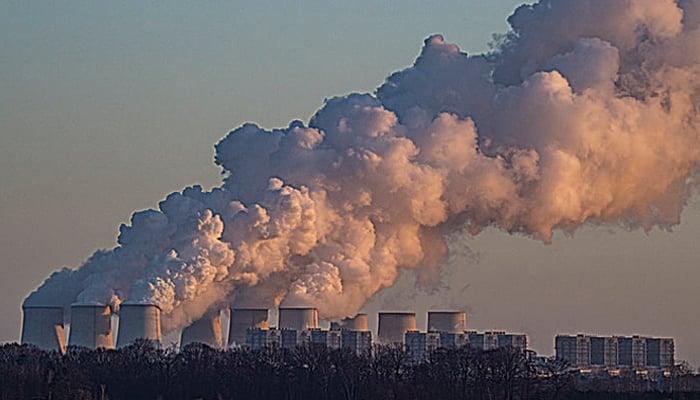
left=25, top=0, right=700, bottom=332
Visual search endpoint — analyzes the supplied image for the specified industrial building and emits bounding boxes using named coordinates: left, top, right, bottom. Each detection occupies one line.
left=555, top=334, right=674, bottom=370
left=21, top=302, right=165, bottom=352
left=180, top=312, right=223, bottom=349
left=21, top=305, right=66, bottom=353
left=466, top=331, right=528, bottom=350
left=228, top=308, right=269, bottom=347
left=340, top=313, right=369, bottom=331
left=406, top=329, right=527, bottom=361
left=278, top=307, right=318, bottom=331
left=405, top=331, right=442, bottom=361
left=341, top=330, right=372, bottom=353
left=116, top=304, right=162, bottom=348
left=244, top=311, right=372, bottom=353
left=28, top=302, right=681, bottom=371
left=427, top=311, right=467, bottom=333
left=377, top=312, right=417, bottom=344
left=68, top=304, right=114, bottom=349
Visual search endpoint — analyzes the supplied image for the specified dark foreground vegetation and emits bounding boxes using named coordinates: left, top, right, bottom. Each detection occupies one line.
left=1, top=341, right=699, bottom=400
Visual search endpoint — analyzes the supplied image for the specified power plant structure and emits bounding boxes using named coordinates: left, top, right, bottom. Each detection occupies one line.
left=427, top=311, right=467, bottom=333
left=377, top=312, right=416, bottom=344
left=116, top=304, right=162, bottom=348
left=180, top=311, right=223, bottom=349
left=22, top=304, right=681, bottom=372
left=68, top=304, right=114, bottom=349
left=340, top=313, right=369, bottom=331
left=556, top=334, right=675, bottom=370
left=228, top=308, right=269, bottom=346
left=278, top=307, right=318, bottom=331
left=21, top=305, right=66, bottom=353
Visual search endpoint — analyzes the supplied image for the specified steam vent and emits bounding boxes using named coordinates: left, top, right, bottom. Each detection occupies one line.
left=180, top=312, right=223, bottom=349
left=228, top=308, right=269, bottom=346
left=68, top=304, right=114, bottom=349
left=279, top=307, right=319, bottom=331
left=427, top=311, right=467, bottom=333
left=116, top=304, right=162, bottom=348
left=378, top=312, right=416, bottom=344
left=21, top=305, right=66, bottom=353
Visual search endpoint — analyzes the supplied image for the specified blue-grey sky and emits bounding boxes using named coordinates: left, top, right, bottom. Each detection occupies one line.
left=3, top=1, right=700, bottom=365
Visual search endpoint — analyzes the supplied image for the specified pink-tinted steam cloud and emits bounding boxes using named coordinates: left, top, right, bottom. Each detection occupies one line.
left=25, top=0, right=700, bottom=333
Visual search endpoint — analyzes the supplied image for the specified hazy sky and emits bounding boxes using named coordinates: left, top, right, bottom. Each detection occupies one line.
left=3, top=1, right=700, bottom=366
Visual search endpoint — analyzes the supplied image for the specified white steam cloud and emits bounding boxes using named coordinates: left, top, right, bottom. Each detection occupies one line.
left=25, top=0, right=700, bottom=332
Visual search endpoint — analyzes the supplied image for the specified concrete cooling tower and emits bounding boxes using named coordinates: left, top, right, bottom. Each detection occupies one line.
left=21, top=306, right=66, bottom=353
left=378, top=312, right=416, bottom=344
left=427, top=311, right=467, bottom=333
left=116, top=304, right=162, bottom=348
left=228, top=308, right=269, bottom=346
left=180, top=312, right=223, bottom=349
left=278, top=307, right=318, bottom=331
left=68, top=304, right=114, bottom=349
left=341, top=313, right=369, bottom=331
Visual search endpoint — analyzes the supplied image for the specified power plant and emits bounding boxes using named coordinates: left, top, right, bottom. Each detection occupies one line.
left=68, top=304, right=114, bottom=349
left=21, top=305, right=66, bottom=353
left=17, top=304, right=680, bottom=372
left=228, top=308, right=269, bottom=346
left=427, top=311, right=467, bottom=334
left=115, top=304, right=162, bottom=348
left=17, top=306, right=478, bottom=353
left=278, top=307, right=318, bottom=331
left=180, top=311, right=223, bottom=349
left=377, top=312, right=416, bottom=344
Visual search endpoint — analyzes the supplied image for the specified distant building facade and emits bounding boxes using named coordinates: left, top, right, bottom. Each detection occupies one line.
left=405, top=330, right=527, bottom=361
left=245, top=327, right=371, bottom=352
left=466, top=331, right=527, bottom=350
left=555, top=334, right=674, bottom=370
left=341, top=330, right=372, bottom=353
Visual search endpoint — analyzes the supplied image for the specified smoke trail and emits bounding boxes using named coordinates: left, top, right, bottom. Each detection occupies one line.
left=25, top=0, right=700, bottom=332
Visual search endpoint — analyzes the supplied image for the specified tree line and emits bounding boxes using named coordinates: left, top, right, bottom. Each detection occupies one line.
left=0, top=341, right=698, bottom=400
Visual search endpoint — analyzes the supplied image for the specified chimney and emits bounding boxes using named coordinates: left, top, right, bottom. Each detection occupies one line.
left=21, top=306, right=66, bottom=353
left=427, top=311, right=467, bottom=333
left=116, top=304, right=162, bottom=348
left=228, top=308, right=269, bottom=346
left=278, top=307, right=318, bottom=331
left=341, top=313, right=369, bottom=331
left=378, top=312, right=416, bottom=344
left=180, top=311, right=223, bottom=349
left=68, top=304, right=114, bottom=349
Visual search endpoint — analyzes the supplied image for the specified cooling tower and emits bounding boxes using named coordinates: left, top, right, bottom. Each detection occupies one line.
left=181, top=312, right=223, bottom=349
left=116, top=304, right=162, bottom=348
left=341, top=313, right=369, bottom=331
left=278, top=307, right=318, bottom=331
left=427, top=311, right=467, bottom=333
left=68, top=304, right=114, bottom=349
left=21, top=306, right=66, bottom=353
left=228, top=308, right=269, bottom=346
left=378, top=312, right=416, bottom=344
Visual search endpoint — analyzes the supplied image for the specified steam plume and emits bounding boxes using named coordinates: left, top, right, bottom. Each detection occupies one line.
left=25, top=0, right=700, bottom=332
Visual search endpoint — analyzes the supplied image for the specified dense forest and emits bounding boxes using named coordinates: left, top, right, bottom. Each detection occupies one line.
left=1, top=341, right=699, bottom=400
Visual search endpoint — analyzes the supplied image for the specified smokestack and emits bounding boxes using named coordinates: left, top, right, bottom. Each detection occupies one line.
left=427, top=311, right=467, bottom=333
left=341, top=313, right=369, bottom=331
left=278, top=307, right=318, bottom=331
left=378, top=312, right=416, bottom=344
left=116, top=304, right=162, bottom=348
left=228, top=308, right=269, bottom=346
left=68, top=304, right=114, bottom=349
left=180, top=312, right=223, bottom=349
left=21, top=306, right=66, bottom=353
